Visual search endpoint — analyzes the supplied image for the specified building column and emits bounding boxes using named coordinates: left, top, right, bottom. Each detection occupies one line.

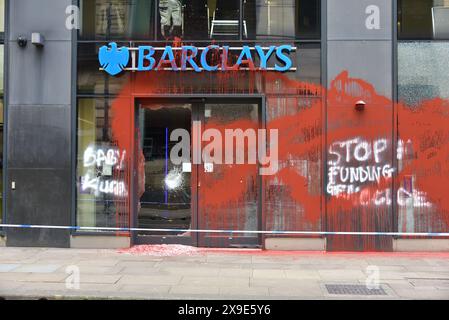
left=5, top=0, right=73, bottom=247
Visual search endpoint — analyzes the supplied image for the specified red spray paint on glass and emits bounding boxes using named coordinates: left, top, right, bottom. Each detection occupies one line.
left=106, top=58, right=449, bottom=250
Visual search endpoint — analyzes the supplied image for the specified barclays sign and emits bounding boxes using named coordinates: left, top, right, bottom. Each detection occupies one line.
left=99, top=42, right=296, bottom=76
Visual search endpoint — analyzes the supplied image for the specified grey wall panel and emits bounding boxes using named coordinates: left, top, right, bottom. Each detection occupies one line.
left=7, top=105, right=71, bottom=169
left=6, top=0, right=73, bottom=247
left=325, top=1, right=394, bottom=251
left=327, top=40, right=392, bottom=98
left=6, top=168, right=71, bottom=248
left=327, top=0, right=392, bottom=40
left=8, top=41, right=71, bottom=106
left=8, top=0, right=72, bottom=41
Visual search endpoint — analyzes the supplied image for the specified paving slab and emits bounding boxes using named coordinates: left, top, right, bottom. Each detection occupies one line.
left=252, top=269, right=286, bottom=279
left=170, top=285, right=220, bottom=295
left=116, top=261, right=159, bottom=268
left=219, top=286, right=269, bottom=297
left=405, top=265, right=449, bottom=272
left=75, top=259, right=120, bottom=267
left=361, top=279, right=414, bottom=290
left=120, top=267, right=166, bottom=276
left=206, top=255, right=252, bottom=264
left=164, top=267, right=221, bottom=277
left=180, top=276, right=249, bottom=287
left=22, top=273, right=69, bottom=283
left=282, top=264, right=361, bottom=270
left=12, top=264, right=62, bottom=273
left=411, top=271, right=449, bottom=279
left=118, top=275, right=182, bottom=286
left=392, top=288, right=449, bottom=299
left=77, top=274, right=122, bottom=284
left=119, top=284, right=171, bottom=296
left=155, top=262, right=206, bottom=269
left=13, top=282, right=68, bottom=292
left=375, top=271, right=420, bottom=280
left=250, top=278, right=319, bottom=288
left=59, top=265, right=124, bottom=275
left=0, top=264, right=20, bottom=272
left=218, top=268, right=252, bottom=278
left=284, top=270, right=321, bottom=280
left=409, top=279, right=449, bottom=288
left=268, top=285, right=324, bottom=298
left=0, top=280, right=23, bottom=292
left=423, top=258, right=449, bottom=267
left=318, top=269, right=367, bottom=281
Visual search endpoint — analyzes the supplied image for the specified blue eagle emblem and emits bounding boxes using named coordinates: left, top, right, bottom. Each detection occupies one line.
left=99, top=42, right=130, bottom=76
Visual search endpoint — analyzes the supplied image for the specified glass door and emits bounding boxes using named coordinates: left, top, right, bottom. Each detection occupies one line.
left=197, top=100, right=262, bottom=248
left=134, top=101, right=198, bottom=245
left=133, top=98, right=262, bottom=248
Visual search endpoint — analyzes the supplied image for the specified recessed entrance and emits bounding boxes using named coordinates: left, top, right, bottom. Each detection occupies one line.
left=133, top=98, right=263, bottom=248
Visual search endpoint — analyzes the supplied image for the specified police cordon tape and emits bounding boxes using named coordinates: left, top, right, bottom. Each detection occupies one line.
left=0, top=224, right=449, bottom=237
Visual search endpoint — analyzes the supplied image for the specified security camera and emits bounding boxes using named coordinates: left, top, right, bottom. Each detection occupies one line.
left=17, top=36, right=28, bottom=48
left=355, top=100, right=366, bottom=111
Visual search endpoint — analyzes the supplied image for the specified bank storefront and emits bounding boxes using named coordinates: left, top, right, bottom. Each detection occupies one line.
left=76, top=0, right=322, bottom=249
left=2, top=0, right=449, bottom=251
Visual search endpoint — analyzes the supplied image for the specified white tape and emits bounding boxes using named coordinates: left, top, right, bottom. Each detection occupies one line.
left=0, top=224, right=448, bottom=237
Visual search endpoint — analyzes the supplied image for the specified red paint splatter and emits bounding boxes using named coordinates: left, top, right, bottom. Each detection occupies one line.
left=104, top=58, right=449, bottom=250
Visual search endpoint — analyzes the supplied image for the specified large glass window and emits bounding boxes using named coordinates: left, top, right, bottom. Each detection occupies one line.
left=80, top=0, right=321, bottom=40
left=397, top=42, right=449, bottom=234
left=397, top=2, right=449, bottom=234
left=77, top=98, right=131, bottom=230
left=0, top=0, right=4, bottom=34
left=158, top=0, right=241, bottom=40
left=398, top=0, right=449, bottom=40
left=244, top=0, right=320, bottom=40
left=398, top=42, right=449, bottom=105
left=77, top=42, right=130, bottom=95
left=80, top=0, right=156, bottom=40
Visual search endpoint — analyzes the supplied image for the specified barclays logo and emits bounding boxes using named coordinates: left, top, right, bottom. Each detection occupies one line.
left=98, top=42, right=130, bottom=76
left=99, top=42, right=297, bottom=75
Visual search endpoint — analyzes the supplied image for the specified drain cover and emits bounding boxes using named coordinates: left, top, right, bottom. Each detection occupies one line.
left=325, top=284, right=387, bottom=296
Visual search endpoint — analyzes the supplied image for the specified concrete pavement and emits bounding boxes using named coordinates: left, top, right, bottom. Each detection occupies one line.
left=0, top=246, right=448, bottom=299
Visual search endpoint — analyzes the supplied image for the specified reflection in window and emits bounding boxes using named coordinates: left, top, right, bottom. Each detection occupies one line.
left=79, top=0, right=321, bottom=40
left=137, top=104, right=192, bottom=235
left=77, top=99, right=130, bottom=230
left=207, top=0, right=241, bottom=39
left=398, top=42, right=449, bottom=105
left=77, top=43, right=130, bottom=95
left=255, top=43, right=321, bottom=91
left=244, top=0, right=320, bottom=40
left=0, top=0, right=4, bottom=33
left=158, top=0, right=241, bottom=40
left=398, top=0, right=449, bottom=39
left=159, top=0, right=183, bottom=39
left=80, top=0, right=155, bottom=40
